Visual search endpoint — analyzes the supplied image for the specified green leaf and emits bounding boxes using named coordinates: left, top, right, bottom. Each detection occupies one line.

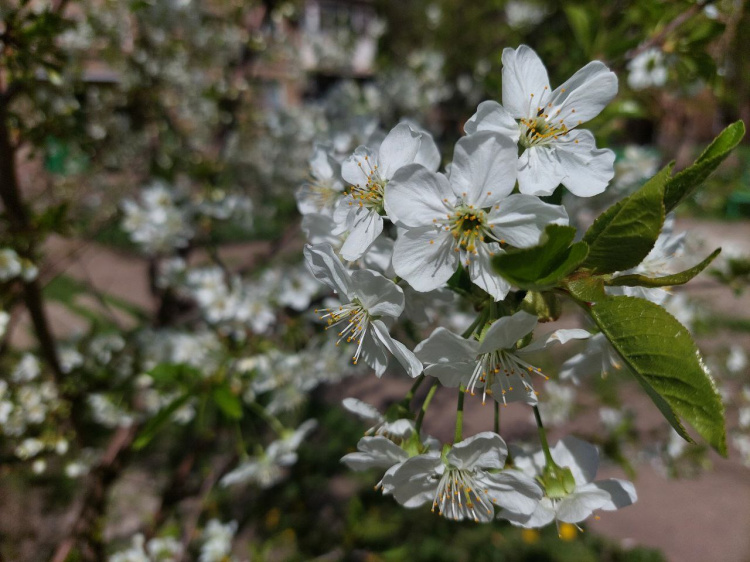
left=134, top=394, right=191, bottom=450
left=561, top=273, right=606, bottom=303
left=581, top=166, right=668, bottom=274
left=493, top=224, right=589, bottom=290
left=607, top=248, right=721, bottom=288
left=589, top=296, right=726, bottom=455
left=663, top=121, right=745, bottom=213
left=212, top=384, right=243, bottom=420
left=148, top=363, right=203, bottom=387
left=564, top=5, right=594, bottom=54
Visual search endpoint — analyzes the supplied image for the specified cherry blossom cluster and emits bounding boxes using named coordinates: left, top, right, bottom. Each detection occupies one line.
left=299, top=45, right=642, bottom=529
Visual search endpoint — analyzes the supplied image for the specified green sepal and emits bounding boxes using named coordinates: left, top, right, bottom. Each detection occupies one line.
left=588, top=296, right=727, bottom=455
left=493, top=224, right=588, bottom=290
left=520, top=291, right=562, bottom=322
left=581, top=165, right=668, bottom=274
left=607, top=248, right=721, bottom=288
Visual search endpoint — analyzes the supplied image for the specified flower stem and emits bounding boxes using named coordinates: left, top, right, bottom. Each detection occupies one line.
left=247, top=401, right=286, bottom=436
left=415, top=379, right=438, bottom=434
left=454, top=385, right=466, bottom=443
left=403, top=374, right=425, bottom=407
left=494, top=400, right=500, bottom=434
left=533, top=405, right=555, bottom=467
left=462, top=306, right=490, bottom=339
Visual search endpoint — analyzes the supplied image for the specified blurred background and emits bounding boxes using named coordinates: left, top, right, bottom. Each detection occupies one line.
left=0, top=0, right=749, bottom=560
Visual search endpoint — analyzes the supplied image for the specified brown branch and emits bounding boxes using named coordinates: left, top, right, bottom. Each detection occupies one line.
left=50, top=425, right=139, bottom=562
left=626, top=1, right=712, bottom=62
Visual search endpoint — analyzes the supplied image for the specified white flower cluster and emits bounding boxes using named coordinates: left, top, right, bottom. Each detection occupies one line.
left=0, top=247, right=38, bottom=282
left=296, top=45, right=638, bottom=529
left=121, top=181, right=253, bottom=255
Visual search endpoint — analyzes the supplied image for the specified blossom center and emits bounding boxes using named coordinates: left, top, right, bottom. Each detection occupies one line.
left=467, top=349, right=549, bottom=404
left=315, top=300, right=371, bottom=365
left=351, top=156, right=386, bottom=213
left=447, top=205, right=489, bottom=254
left=519, top=114, right=570, bottom=148
left=432, top=467, right=495, bottom=522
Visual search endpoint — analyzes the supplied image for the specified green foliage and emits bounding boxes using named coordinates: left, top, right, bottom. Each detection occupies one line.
left=581, top=166, right=668, bottom=274
left=134, top=393, right=191, bottom=450
left=607, top=248, right=721, bottom=288
left=588, top=296, right=726, bottom=455
left=212, top=384, right=243, bottom=421
left=663, top=121, right=746, bottom=213
left=493, top=225, right=588, bottom=290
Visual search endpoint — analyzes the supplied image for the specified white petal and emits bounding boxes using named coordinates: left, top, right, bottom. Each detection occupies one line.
left=390, top=453, right=443, bottom=508
left=450, top=132, right=518, bottom=207
left=467, top=242, right=511, bottom=301
left=501, top=45, right=552, bottom=119
left=342, top=397, right=383, bottom=424
left=310, top=143, right=339, bottom=181
left=464, top=101, right=521, bottom=142
left=589, top=479, right=637, bottom=511
left=414, top=131, right=441, bottom=172
left=341, top=146, right=377, bottom=186
left=517, top=146, right=563, bottom=196
left=518, top=328, right=591, bottom=354
left=392, top=227, right=458, bottom=292
left=548, top=61, right=618, bottom=125
left=499, top=497, right=556, bottom=528
left=351, top=269, right=405, bottom=318
left=385, top=165, right=453, bottom=228
left=415, top=327, right=478, bottom=364
left=553, top=130, right=615, bottom=197
left=477, top=311, right=537, bottom=355
left=341, top=436, right=408, bottom=471
left=424, top=363, right=475, bottom=388
left=378, top=123, right=423, bottom=179
left=488, top=193, right=569, bottom=248
left=339, top=209, right=384, bottom=261
left=485, top=470, right=543, bottom=516
left=359, top=328, right=389, bottom=376
left=447, top=431, right=507, bottom=470
left=371, top=319, right=423, bottom=378
left=556, top=485, right=610, bottom=523
left=303, top=243, right=352, bottom=299
left=551, top=436, right=599, bottom=484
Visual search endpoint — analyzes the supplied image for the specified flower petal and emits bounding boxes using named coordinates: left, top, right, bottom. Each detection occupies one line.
left=390, top=453, right=443, bottom=508
left=378, top=123, right=424, bottom=179
left=499, top=497, right=556, bottom=528
left=341, top=146, right=377, bottom=186
left=556, top=484, right=610, bottom=523
left=447, top=431, right=508, bottom=470
left=467, top=242, right=511, bottom=301
left=548, top=61, right=618, bottom=125
left=553, top=130, right=615, bottom=197
left=371, top=319, right=423, bottom=378
left=415, top=327, right=478, bottom=365
left=339, top=208, right=384, bottom=261
left=342, top=397, right=383, bottom=424
left=303, top=243, right=352, bottom=299
left=415, top=130, right=441, bottom=172
left=450, top=132, right=518, bottom=207
left=517, top=146, right=563, bottom=196
left=588, top=479, right=638, bottom=511
left=485, top=470, right=543, bottom=516
left=392, top=227, right=458, bottom=292
left=341, top=436, right=408, bottom=471
left=385, top=165, right=453, bottom=228
left=518, top=328, right=591, bottom=354
left=464, top=100, right=521, bottom=142
left=488, top=193, right=569, bottom=248
left=351, top=269, right=405, bottom=318
left=477, top=311, right=538, bottom=355
left=502, top=45, right=552, bottom=119
left=551, top=436, right=599, bottom=484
